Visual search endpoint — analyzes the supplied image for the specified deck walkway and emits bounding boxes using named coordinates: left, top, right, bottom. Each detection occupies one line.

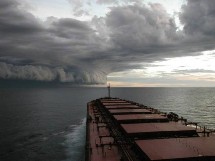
left=86, top=102, right=121, bottom=161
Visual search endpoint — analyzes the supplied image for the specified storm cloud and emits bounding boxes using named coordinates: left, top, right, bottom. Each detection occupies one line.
left=0, top=0, right=215, bottom=84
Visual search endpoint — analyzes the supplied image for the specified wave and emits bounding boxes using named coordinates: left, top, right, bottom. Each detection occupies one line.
left=63, top=118, right=86, bottom=161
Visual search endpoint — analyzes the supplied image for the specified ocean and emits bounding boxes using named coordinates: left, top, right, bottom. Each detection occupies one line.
left=0, top=87, right=215, bottom=161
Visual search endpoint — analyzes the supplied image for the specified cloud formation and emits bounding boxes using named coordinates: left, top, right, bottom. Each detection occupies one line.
left=106, top=3, right=179, bottom=51
left=180, top=0, right=215, bottom=38
left=0, top=0, right=215, bottom=84
left=0, top=0, right=107, bottom=83
left=178, top=0, right=215, bottom=54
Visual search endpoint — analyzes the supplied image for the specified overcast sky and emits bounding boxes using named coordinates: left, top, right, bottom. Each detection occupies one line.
left=1, top=0, right=215, bottom=87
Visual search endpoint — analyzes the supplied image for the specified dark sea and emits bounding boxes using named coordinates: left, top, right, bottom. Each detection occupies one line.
left=0, top=87, right=215, bottom=161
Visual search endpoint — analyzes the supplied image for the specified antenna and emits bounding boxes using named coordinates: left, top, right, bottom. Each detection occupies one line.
left=107, top=83, right=111, bottom=98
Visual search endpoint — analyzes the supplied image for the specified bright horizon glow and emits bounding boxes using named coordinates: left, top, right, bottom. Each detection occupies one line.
left=108, top=50, right=215, bottom=87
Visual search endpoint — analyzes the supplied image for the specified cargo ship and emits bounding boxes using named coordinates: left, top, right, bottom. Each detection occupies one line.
left=85, top=97, right=215, bottom=161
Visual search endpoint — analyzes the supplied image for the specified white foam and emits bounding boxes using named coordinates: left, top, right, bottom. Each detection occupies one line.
left=63, top=118, right=86, bottom=161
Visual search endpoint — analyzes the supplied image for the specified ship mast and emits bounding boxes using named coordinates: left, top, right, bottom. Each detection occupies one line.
left=107, top=83, right=111, bottom=98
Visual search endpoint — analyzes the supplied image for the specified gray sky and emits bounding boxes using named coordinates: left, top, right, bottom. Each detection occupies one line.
left=1, top=0, right=215, bottom=86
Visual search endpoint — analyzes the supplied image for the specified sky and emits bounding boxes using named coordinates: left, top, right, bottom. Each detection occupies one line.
left=1, top=0, right=215, bottom=87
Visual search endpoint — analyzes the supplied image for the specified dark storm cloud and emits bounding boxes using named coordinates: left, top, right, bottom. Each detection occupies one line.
left=0, top=0, right=107, bottom=83
left=0, top=0, right=215, bottom=84
left=180, top=0, right=215, bottom=37
left=101, top=1, right=215, bottom=65
left=0, top=0, right=43, bottom=35
left=179, top=0, right=215, bottom=51
left=106, top=4, right=179, bottom=52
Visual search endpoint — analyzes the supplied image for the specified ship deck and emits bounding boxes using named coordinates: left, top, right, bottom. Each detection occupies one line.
left=135, top=137, right=215, bottom=161
left=86, top=102, right=121, bottom=161
left=108, top=108, right=152, bottom=115
left=121, top=122, right=198, bottom=139
left=86, top=98, right=215, bottom=161
left=113, top=114, right=169, bottom=123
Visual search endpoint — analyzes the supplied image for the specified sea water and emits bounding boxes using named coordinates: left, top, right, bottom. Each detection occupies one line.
left=0, top=87, right=215, bottom=161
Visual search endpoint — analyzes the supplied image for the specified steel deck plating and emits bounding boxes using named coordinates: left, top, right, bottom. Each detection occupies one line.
left=86, top=98, right=215, bottom=161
